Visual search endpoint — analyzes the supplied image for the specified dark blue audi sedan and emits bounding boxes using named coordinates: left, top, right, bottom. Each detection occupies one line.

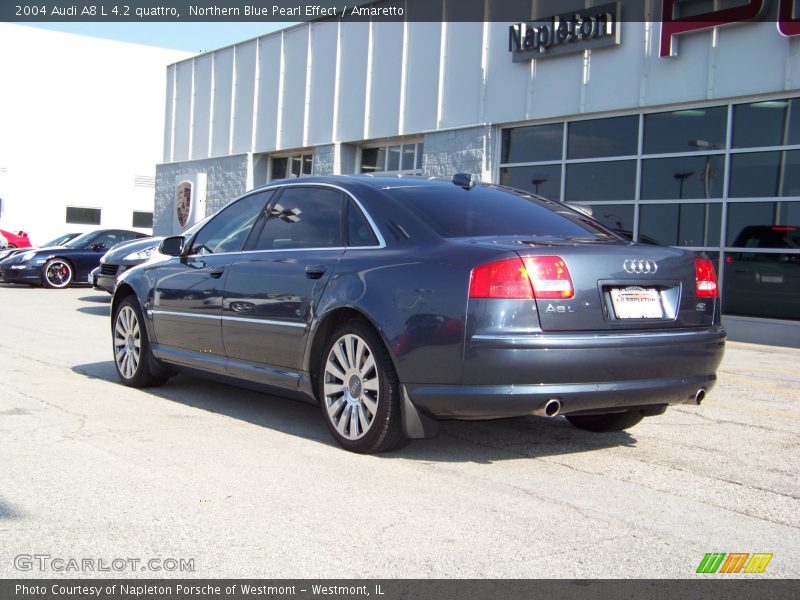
left=110, top=176, right=725, bottom=453
left=0, top=229, right=148, bottom=288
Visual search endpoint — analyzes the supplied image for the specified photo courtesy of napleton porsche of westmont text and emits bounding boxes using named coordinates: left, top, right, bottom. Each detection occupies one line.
left=0, top=0, right=799, bottom=599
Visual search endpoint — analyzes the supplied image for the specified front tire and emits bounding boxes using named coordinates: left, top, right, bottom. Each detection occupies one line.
left=42, top=258, right=73, bottom=288
left=113, top=297, right=167, bottom=387
left=566, top=410, right=645, bottom=433
left=318, top=320, right=407, bottom=454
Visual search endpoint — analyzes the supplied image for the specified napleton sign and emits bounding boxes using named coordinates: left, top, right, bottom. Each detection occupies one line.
left=508, top=2, right=621, bottom=62
left=661, top=0, right=800, bottom=57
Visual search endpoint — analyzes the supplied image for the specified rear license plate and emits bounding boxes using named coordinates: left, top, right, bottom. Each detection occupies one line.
left=610, top=286, right=664, bottom=319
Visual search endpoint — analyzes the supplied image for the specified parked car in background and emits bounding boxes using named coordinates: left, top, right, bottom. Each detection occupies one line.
left=0, top=229, right=148, bottom=288
left=0, top=232, right=80, bottom=262
left=91, top=236, right=164, bottom=294
left=724, top=225, right=799, bottom=319
left=110, top=175, right=725, bottom=454
left=0, top=229, right=32, bottom=249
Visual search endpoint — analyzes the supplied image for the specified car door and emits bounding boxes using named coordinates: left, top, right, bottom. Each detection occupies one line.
left=222, top=185, right=346, bottom=386
left=150, top=192, right=271, bottom=373
left=75, top=230, right=139, bottom=279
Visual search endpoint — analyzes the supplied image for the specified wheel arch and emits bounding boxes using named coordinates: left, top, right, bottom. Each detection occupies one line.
left=305, top=306, right=399, bottom=397
left=111, top=283, right=137, bottom=331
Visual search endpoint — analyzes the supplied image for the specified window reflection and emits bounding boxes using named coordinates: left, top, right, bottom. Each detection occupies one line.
left=568, top=116, right=639, bottom=159
left=729, top=150, right=800, bottom=198
left=501, top=123, right=563, bottom=163
left=499, top=164, right=562, bottom=200
left=643, top=107, right=727, bottom=154
left=565, top=160, right=636, bottom=201
left=641, top=155, right=724, bottom=200
left=582, top=204, right=635, bottom=239
left=639, top=203, right=721, bottom=247
left=726, top=201, right=800, bottom=246
left=723, top=251, right=800, bottom=320
left=733, top=98, right=800, bottom=148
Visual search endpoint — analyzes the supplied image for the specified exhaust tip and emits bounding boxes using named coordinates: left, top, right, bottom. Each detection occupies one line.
left=544, top=398, right=561, bottom=417
left=695, top=388, right=706, bottom=405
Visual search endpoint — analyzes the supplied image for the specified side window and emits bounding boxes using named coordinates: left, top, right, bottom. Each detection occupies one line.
left=189, top=192, right=271, bottom=255
left=254, top=187, right=344, bottom=250
left=347, top=200, right=379, bottom=247
left=92, top=231, right=129, bottom=248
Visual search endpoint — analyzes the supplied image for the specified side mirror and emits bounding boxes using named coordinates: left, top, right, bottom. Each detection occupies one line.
left=91, top=243, right=106, bottom=252
left=160, top=236, right=185, bottom=257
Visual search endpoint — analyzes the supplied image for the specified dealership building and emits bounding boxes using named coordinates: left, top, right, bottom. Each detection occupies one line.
left=155, top=0, right=800, bottom=346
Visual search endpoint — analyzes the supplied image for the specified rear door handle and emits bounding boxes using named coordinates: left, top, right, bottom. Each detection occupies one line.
left=305, top=265, right=328, bottom=279
left=208, top=266, right=225, bottom=278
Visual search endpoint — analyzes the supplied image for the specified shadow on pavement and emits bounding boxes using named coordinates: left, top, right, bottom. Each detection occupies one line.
left=78, top=295, right=111, bottom=303
left=0, top=499, right=21, bottom=520
left=77, top=305, right=110, bottom=317
left=71, top=360, right=636, bottom=463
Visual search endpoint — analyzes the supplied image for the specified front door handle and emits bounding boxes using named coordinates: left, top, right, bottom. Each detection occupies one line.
left=208, top=266, right=225, bottom=278
left=305, top=265, right=328, bottom=279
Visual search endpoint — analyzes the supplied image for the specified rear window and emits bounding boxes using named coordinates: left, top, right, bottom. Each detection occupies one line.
left=387, top=185, right=616, bottom=239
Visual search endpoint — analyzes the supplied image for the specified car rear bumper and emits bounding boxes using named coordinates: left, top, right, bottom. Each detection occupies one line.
left=406, top=327, right=726, bottom=419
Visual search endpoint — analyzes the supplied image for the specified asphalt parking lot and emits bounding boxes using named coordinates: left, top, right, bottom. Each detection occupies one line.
left=0, top=284, right=798, bottom=579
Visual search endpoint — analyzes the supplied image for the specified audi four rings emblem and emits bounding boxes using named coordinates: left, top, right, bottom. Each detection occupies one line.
left=623, top=259, right=658, bottom=274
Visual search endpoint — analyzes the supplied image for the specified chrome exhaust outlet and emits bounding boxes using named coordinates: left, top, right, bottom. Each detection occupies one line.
left=694, top=388, right=706, bottom=405
left=534, top=398, right=562, bottom=417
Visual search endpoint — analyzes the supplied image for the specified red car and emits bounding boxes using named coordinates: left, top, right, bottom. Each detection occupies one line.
left=0, top=229, right=32, bottom=249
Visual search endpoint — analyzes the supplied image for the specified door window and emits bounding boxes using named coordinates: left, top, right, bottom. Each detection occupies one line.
left=189, top=192, right=272, bottom=255
left=254, top=187, right=344, bottom=250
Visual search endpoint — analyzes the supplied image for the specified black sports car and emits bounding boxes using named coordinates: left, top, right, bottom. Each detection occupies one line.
left=0, top=229, right=148, bottom=288
left=0, top=232, right=80, bottom=262
left=110, top=176, right=726, bottom=453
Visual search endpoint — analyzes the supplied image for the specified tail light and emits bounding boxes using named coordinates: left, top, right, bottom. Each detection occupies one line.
left=469, top=256, right=574, bottom=300
left=695, top=258, right=719, bottom=298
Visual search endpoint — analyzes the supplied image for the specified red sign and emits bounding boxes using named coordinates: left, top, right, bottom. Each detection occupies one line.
left=660, top=0, right=799, bottom=57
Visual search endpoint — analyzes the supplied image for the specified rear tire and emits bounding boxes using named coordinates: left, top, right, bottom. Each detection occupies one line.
left=42, top=258, right=73, bottom=288
left=113, top=297, right=168, bottom=388
left=565, top=410, right=645, bottom=433
left=318, top=319, right=408, bottom=454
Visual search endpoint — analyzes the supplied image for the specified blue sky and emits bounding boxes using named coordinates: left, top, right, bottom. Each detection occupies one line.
left=24, top=22, right=297, bottom=53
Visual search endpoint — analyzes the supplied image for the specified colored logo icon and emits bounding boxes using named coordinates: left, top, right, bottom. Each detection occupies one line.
left=696, top=553, right=773, bottom=574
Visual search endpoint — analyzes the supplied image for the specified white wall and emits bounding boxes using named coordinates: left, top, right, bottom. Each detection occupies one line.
left=162, top=16, right=800, bottom=160
left=0, top=25, right=191, bottom=244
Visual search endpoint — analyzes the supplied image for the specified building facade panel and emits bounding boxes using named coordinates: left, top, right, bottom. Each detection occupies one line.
left=191, top=54, right=213, bottom=160
left=210, top=48, right=234, bottom=158
left=232, top=41, right=257, bottom=155
left=173, top=60, right=193, bottom=162
left=307, top=22, right=339, bottom=146
left=403, top=21, right=442, bottom=134
left=279, top=28, right=310, bottom=151
left=366, top=22, right=404, bottom=140
left=254, top=35, right=283, bottom=153
left=483, top=21, right=532, bottom=125
left=335, top=21, right=370, bottom=143
left=439, top=21, right=485, bottom=129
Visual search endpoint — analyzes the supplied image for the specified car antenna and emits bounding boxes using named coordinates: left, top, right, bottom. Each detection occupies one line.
left=452, top=173, right=475, bottom=190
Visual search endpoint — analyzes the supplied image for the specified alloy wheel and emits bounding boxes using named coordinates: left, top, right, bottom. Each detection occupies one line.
left=114, top=305, right=141, bottom=380
left=323, top=333, right=380, bottom=440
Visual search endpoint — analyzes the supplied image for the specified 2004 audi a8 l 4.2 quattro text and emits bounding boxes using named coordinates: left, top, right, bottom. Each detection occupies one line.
left=110, top=175, right=725, bottom=453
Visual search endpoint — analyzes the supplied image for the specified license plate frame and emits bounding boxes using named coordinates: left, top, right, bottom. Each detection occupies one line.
left=610, top=286, right=665, bottom=319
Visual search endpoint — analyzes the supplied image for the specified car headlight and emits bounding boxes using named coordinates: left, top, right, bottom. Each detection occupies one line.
left=124, top=246, right=158, bottom=261
left=20, top=251, right=37, bottom=261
